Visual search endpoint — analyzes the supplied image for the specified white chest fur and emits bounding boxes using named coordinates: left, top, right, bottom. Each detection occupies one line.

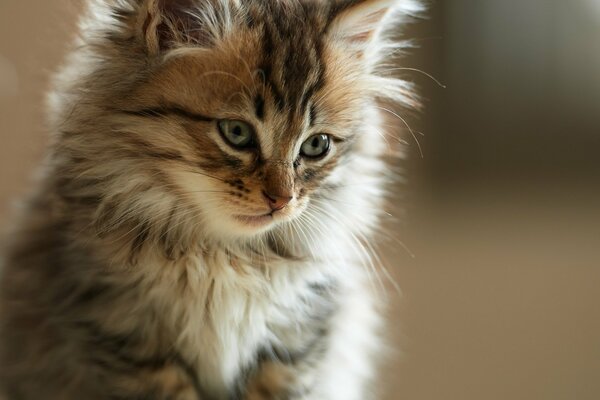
left=146, top=250, right=336, bottom=397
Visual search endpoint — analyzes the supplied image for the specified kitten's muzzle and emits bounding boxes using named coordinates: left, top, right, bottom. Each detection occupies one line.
left=262, top=190, right=292, bottom=212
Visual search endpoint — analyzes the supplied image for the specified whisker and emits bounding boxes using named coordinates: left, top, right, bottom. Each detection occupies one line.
left=375, top=106, right=424, bottom=158
left=306, top=202, right=388, bottom=300
left=198, top=70, right=253, bottom=96
left=311, top=196, right=394, bottom=218
left=384, top=67, right=447, bottom=89
left=179, top=169, right=228, bottom=183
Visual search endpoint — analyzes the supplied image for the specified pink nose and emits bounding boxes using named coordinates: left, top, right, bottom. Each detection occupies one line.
left=262, top=190, right=292, bottom=211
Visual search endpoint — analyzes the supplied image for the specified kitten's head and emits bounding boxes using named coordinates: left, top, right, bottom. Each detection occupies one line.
left=52, top=0, right=420, bottom=252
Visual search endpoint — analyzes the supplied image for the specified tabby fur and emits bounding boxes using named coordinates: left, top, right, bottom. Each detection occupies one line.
left=0, top=0, right=422, bottom=399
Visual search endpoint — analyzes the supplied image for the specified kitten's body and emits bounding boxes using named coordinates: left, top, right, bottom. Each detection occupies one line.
left=0, top=0, right=421, bottom=399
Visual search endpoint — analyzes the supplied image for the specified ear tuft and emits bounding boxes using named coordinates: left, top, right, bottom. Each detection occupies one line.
left=325, top=0, right=424, bottom=108
left=329, top=0, right=395, bottom=44
left=328, top=0, right=422, bottom=46
left=137, top=0, right=202, bottom=54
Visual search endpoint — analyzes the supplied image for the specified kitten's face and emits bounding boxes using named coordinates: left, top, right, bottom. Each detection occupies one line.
left=62, top=0, right=414, bottom=245
left=109, top=1, right=371, bottom=239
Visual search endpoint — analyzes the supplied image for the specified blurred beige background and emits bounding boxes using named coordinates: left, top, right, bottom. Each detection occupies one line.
left=1, top=1, right=599, bottom=399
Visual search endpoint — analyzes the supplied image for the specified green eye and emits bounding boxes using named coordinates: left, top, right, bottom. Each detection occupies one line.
left=218, top=120, right=254, bottom=148
left=300, top=134, right=330, bottom=159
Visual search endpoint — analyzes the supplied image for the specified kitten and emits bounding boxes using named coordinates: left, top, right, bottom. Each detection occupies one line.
left=0, top=0, right=421, bottom=399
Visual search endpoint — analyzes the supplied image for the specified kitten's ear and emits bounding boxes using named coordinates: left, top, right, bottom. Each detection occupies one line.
left=327, top=0, right=418, bottom=47
left=328, top=0, right=396, bottom=44
left=134, top=0, right=200, bottom=54
left=116, top=0, right=231, bottom=55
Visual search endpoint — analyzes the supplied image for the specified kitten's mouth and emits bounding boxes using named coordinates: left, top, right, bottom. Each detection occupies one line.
left=233, top=213, right=274, bottom=227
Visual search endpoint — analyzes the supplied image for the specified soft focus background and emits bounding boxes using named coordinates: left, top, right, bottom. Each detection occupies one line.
left=1, top=1, right=599, bottom=399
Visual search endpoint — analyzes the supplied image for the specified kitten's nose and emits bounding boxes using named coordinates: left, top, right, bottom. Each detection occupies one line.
left=262, top=190, right=292, bottom=212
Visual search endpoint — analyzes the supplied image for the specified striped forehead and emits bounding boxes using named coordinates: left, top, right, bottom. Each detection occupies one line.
left=243, top=2, right=327, bottom=159
left=250, top=1, right=325, bottom=120
left=256, top=110, right=308, bottom=160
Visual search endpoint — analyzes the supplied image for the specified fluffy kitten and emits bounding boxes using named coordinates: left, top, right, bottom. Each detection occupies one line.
left=0, top=0, right=421, bottom=399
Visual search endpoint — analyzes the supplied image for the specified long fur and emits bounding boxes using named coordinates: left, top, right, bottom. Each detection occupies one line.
left=0, top=1, right=422, bottom=399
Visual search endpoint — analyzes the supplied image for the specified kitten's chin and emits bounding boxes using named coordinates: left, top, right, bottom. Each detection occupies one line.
left=206, top=209, right=301, bottom=240
left=232, top=213, right=274, bottom=228
left=202, top=201, right=308, bottom=240
left=203, top=211, right=278, bottom=239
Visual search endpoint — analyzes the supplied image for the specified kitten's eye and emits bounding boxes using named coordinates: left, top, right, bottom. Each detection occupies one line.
left=300, top=134, right=330, bottom=159
left=218, top=120, right=254, bottom=149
